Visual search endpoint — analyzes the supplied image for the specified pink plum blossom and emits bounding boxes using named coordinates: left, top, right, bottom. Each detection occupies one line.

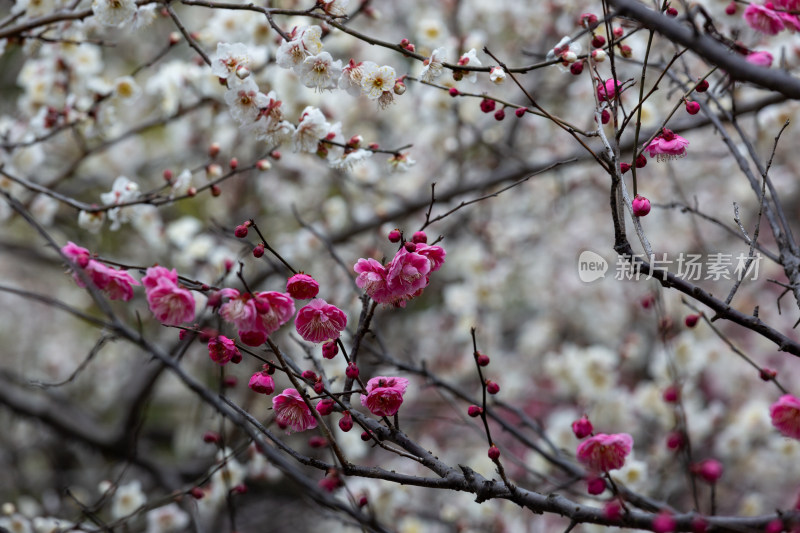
left=576, top=433, right=633, bottom=472
left=744, top=3, right=785, bottom=34
left=360, top=376, right=409, bottom=417
left=273, top=388, right=317, bottom=433
left=645, top=128, right=689, bottom=161
left=143, top=266, right=195, bottom=326
left=385, top=246, right=432, bottom=304
left=354, top=258, right=392, bottom=303
left=770, top=394, right=800, bottom=439
left=62, top=241, right=90, bottom=268
left=295, top=299, right=347, bottom=343
left=85, top=261, right=139, bottom=301
left=61, top=243, right=139, bottom=301
left=286, top=273, right=320, bottom=300
left=207, top=335, right=240, bottom=365
left=218, top=289, right=295, bottom=346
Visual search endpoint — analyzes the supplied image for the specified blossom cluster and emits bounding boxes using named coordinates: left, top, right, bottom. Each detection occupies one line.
left=354, top=237, right=446, bottom=307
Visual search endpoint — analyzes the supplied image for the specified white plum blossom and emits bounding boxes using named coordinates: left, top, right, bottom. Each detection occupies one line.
left=170, top=169, right=193, bottom=198
left=489, top=66, right=506, bottom=84
left=275, top=26, right=323, bottom=71
left=330, top=148, right=372, bottom=169
left=30, top=194, right=58, bottom=226
left=112, top=76, right=140, bottom=103
left=320, top=0, right=349, bottom=16
left=111, top=480, right=146, bottom=519
left=78, top=209, right=105, bottom=233
left=223, top=78, right=268, bottom=124
left=339, top=59, right=365, bottom=97
left=297, top=51, right=343, bottom=92
left=145, top=503, right=189, bottom=533
left=210, top=42, right=251, bottom=84
left=360, top=62, right=396, bottom=108
left=292, top=106, right=330, bottom=153
left=420, top=47, right=447, bottom=82
left=387, top=151, right=415, bottom=172
left=100, top=176, right=140, bottom=230
left=243, top=90, right=295, bottom=145
left=91, top=0, right=137, bottom=27
left=458, top=48, right=481, bottom=83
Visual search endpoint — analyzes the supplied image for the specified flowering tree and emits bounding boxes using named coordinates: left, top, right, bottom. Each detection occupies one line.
left=3, top=0, right=800, bottom=531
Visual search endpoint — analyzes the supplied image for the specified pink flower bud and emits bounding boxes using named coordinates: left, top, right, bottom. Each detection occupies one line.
left=587, top=476, right=605, bottom=495
left=591, top=35, right=605, bottom=48
left=480, top=98, right=496, bottom=113
left=515, top=107, right=527, bottom=117
left=494, top=109, right=506, bottom=121
left=229, top=157, right=238, bottom=170
left=448, top=87, right=459, bottom=97
left=313, top=381, right=324, bottom=394
left=666, top=431, right=684, bottom=450
left=163, top=169, right=173, bottom=181
left=579, top=13, right=598, bottom=28
left=653, top=512, right=676, bottom=533
left=346, top=362, right=360, bottom=379
left=252, top=243, right=265, bottom=257
left=613, top=26, right=624, bottom=38
left=760, top=367, right=777, bottom=381
left=632, top=195, right=651, bottom=217
left=286, top=273, right=320, bottom=300
left=572, top=416, right=593, bottom=438
left=360, top=431, right=371, bottom=441
left=695, top=79, right=709, bottom=92
left=486, top=380, right=500, bottom=394
left=302, top=370, right=317, bottom=381
left=208, top=335, right=240, bottom=365
left=765, top=520, right=784, bottom=533
left=388, top=229, right=402, bottom=242
left=208, top=142, right=220, bottom=158
left=635, top=154, right=647, bottom=168
left=234, top=225, right=249, bottom=238
left=662, top=385, right=680, bottom=403
left=488, top=445, right=500, bottom=460
left=570, top=61, right=584, bottom=75
left=601, top=109, right=610, bottom=124
left=620, top=162, right=631, bottom=173
left=322, top=340, right=339, bottom=359
left=190, top=487, right=205, bottom=499
left=339, top=411, right=353, bottom=432
left=665, top=6, right=678, bottom=17
left=412, top=231, right=427, bottom=244
left=692, top=459, right=723, bottom=484
left=691, top=517, right=709, bottom=533
left=309, top=435, right=328, bottom=448
left=248, top=372, right=275, bottom=394
left=686, top=101, right=700, bottom=115
left=316, top=398, right=335, bottom=415
left=203, top=431, right=220, bottom=444
left=467, top=405, right=483, bottom=417
left=725, top=1, right=737, bottom=15
left=604, top=501, right=622, bottom=521
left=685, top=314, right=699, bottom=328
left=476, top=353, right=490, bottom=366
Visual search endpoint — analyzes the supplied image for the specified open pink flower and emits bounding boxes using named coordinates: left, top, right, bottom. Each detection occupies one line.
left=354, top=258, right=392, bottom=303
left=770, top=394, right=800, bottom=439
left=62, top=243, right=139, bottom=301
left=273, top=388, right=317, bottom=433
left=386, top=246, right=432, bottom=304
left=208, top=335, right=240, bottom=365
left=218, top=289, right=295, bottom=346
left=295, top=299, right=347, bottom=343
left=62, top=241, right=91, bottom=268
left=744, top=3, right=784, bottom=34
left=414, top=243, right=446, bottom=272
left=645, top=128, right=689, bottom=161
left=360, top=376, right=409, bottom=417
left=86, top=261, right=139, bottom=301
left=576, top=433, right=633, bottom=472
left=143, top=266, right=195, bottom=326
left=286, top=273, right=319, bottom=300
